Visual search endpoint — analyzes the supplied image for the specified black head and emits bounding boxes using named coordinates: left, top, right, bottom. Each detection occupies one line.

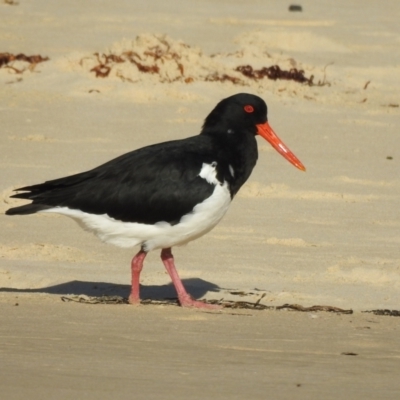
left=201, top=93, right=268, bottom=135
left=201, top=93, right=306, bottom=172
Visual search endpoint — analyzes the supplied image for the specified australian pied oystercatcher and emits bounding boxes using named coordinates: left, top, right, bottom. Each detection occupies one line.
left=6, top=93, right=305, bottom=309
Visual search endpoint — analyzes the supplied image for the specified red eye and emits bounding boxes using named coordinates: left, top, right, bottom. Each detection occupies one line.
left=244, top=105, right=254, bottom=113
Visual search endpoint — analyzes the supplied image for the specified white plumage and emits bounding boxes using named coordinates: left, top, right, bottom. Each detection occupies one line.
left=42, top=163, right=231, bottom=251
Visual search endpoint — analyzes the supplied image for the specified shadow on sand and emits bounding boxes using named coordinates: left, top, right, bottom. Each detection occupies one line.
left=0, top=278, right=221, bottom=300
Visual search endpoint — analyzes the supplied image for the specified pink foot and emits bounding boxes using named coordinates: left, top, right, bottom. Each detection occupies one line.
left=178, top=294, right=222, bottom=310
left=160, top=248, right=221, bottom=310
left=128, top=294, right=141, bottom=305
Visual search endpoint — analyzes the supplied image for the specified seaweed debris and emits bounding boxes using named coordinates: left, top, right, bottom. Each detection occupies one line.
left=89, top=51, right=160, bottom=78
left=363, top=309, right=400, bottom=317
left=61, top=295, right=354, bottom=314
left=235, top=64, right=330, bottom=86
left=85, top=34, right=329, bottom=87
left=276, top=303, right=353, bottom=314
left=0, top=52, right=49, bottom=73
left=236, top=64, right=310, bottom=83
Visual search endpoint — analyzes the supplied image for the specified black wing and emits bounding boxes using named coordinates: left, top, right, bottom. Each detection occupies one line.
left=6, top=136, right=221, bottom=225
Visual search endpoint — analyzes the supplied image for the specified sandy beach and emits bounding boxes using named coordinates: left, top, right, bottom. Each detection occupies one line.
left=1, top=0, right=400, bottom=398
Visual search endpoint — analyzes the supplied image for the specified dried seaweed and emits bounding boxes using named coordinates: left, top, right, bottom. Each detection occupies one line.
left=89, top=50, right=167, bottom=78
left=0, top=52, right=49, bottom=74
left=276, top=304, right=353, bottom=314
left=0, top=53, right=49, bottom=67
left=90, top=64, right=111, bottom=78
left=85, top=35, right=331, bottom=88
left=123, top=51, right=159, bottom=74
left=363, top=309, right=400, bottom=317
left=59, top=295, right=400, bottom=318
left=60, top=295, right=355, bottom=314
left=235, top=64, right=331, bottom=86
left=61, top=295, right=128, bottom=304
left=236, top=64, right=311, bottom=83
left=90, top=53, right=118, bottom=78
left=205, top=72, right=244, bottom=85
left=88, top=37, right=187, bottom=81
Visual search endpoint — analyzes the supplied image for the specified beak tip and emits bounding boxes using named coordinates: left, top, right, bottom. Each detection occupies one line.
left=257, top=122, right=306, bottom=172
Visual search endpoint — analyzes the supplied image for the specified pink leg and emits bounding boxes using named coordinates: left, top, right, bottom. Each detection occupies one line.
left=128, top=250, right=147, bottom=305
left=160, top=248, right=220, bottom=309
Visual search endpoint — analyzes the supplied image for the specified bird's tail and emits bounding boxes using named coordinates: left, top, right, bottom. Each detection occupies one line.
left=6, top=203, right=51, bottom=215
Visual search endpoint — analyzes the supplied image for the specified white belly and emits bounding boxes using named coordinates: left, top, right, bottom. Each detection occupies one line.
left=42, top=182, right=231, bottom=252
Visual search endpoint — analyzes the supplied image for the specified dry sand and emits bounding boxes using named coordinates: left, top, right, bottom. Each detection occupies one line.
left=1, top=0, right=400, bottom=398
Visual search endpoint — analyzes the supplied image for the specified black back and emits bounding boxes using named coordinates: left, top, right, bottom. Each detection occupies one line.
left=6, top=93, right=269, bottom=224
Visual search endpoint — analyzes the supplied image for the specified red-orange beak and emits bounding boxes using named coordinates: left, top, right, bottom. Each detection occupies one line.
left=256, top=122, right=306, bottom=171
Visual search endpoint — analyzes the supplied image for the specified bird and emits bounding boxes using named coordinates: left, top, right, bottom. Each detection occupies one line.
left=6, top=93, right=305, bottom=309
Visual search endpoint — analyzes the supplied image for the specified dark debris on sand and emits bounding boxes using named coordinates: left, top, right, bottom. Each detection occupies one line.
left=235, top=64, right=330, bottom=86
left=362, top=309, right=400, bottom=317
left=0, top=52, right=49, bottom=74
left=60, top=295, right=400, bottom=317
left=61, top=295, right=357, bottom=314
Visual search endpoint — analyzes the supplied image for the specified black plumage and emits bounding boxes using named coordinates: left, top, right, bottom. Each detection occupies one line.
left=7, top=93, right=266, bottom=224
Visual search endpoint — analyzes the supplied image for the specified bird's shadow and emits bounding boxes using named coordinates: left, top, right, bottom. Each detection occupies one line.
left=0, top=278, right=220, bottom=300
